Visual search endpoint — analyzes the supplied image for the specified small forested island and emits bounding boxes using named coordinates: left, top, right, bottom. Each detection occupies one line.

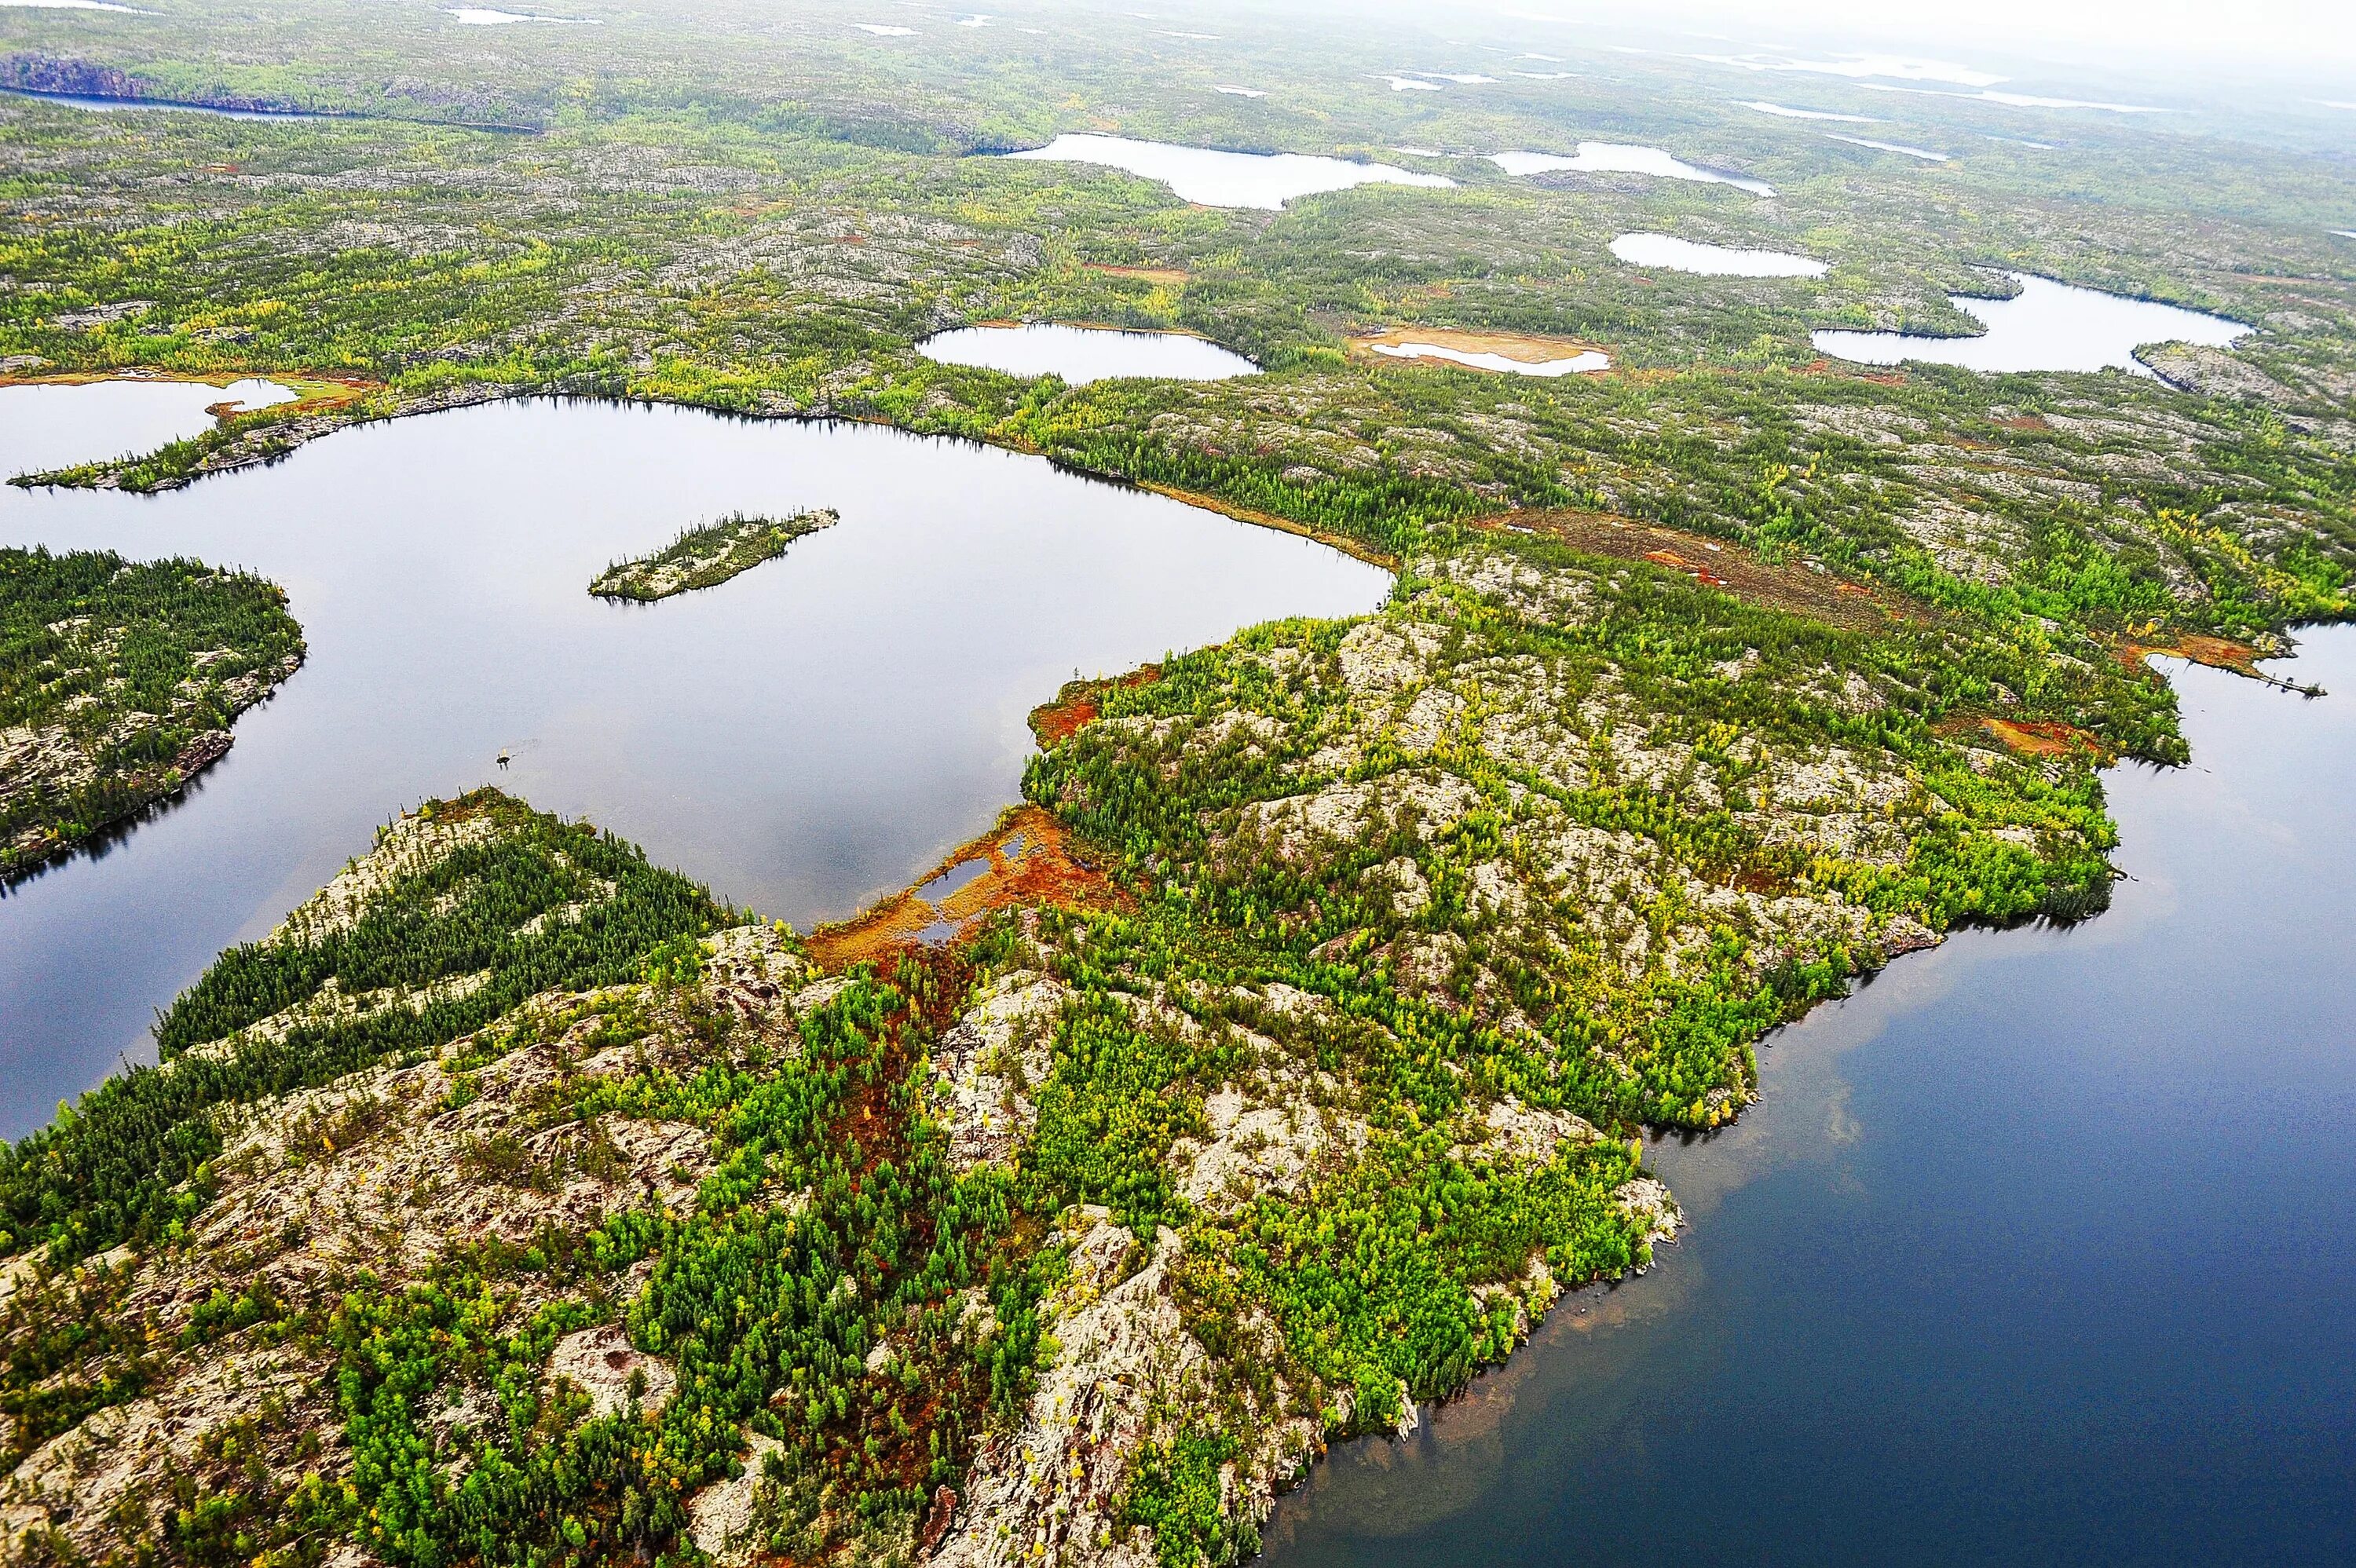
left=590, top=511, right=839, bottom=602
left=0, top=546, right=302, bottom=877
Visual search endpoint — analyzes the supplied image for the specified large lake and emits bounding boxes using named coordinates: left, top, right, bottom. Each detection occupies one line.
left=1814, top=272, right=2249, bottom=375
left=1268, top=628, right=2356, bottom=1565
left=0, top=396, right=1391, bottom=1137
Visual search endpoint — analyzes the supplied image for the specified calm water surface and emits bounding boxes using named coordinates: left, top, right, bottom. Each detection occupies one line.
left=917, top=323, right=1259, bottom=384
left=0, top=396, right=1390, bottom=1137
left=1001, top=134, right=1454, bottom=209
left=1815, top=272, right=2249, bottom=375
left=1491, top=145, right=1772, bottom=195
left=1269, top=628, right=2356, bottom=1566
left=0, top=87, right=331, bottom=121
left=1611, top=232, right=1826, bottom=277
left=0, top=379, right=292, bottom=477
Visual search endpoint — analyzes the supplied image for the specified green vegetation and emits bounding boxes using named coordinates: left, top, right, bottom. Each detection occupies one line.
left=0, top=545, right=303, bottom=876
left=0, top=790, right=729, bottom=1266
left=590, top=510, right=838, bottom=601
left=3, top=1, right=2356, bottom=1564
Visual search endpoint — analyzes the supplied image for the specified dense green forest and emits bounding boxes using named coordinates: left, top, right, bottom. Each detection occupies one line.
left=0, top=545, right=303, bottom=876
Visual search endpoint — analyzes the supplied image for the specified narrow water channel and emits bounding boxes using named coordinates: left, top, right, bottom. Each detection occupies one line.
left=1265, top=628, right=2356, bottom=1564
left=0, top=397, right=1392, bottom=1137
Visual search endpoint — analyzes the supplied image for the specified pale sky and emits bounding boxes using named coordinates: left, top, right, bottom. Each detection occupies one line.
left=1503, top=0, right=2356, bottom=71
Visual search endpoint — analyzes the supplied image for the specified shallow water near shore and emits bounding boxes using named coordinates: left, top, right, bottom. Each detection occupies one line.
left=1814, top=271, right=2248, bottom=374
left=916, top=323, right=1259, bottom=383
left=1267, top=627, right=2356, bottom=1565
left=0, top=395, right=1390, bottom=1138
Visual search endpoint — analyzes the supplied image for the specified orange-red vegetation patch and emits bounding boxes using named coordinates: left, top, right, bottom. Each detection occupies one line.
left=1643, top=548, right=1729, bottom=589
left=1999, top=414, right=2052, bottom=432
left=1934, top=714, right=2111, bottom=760
left=1984, top=718, right=2107, bottom=758
left=1085, top=263, right=1190, bottom=285
left=807, top=806, right=1125, bottom=971
left=1480, top=507, right=1925, bottom=633
left=1029, top=666, right=1161, bottom=747
left=2116, top=632, right=2263, bottom=676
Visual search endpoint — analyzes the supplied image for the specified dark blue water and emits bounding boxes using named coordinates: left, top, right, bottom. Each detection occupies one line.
left=1268, top=627, right=2356, bottom=1566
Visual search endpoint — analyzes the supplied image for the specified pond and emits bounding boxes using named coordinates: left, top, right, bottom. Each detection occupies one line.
left=1813, top=271, right=2250, bottom=375
left=0, top=377, right=293, bottom=477
left=0, top=395, right=1392, bottom=1139
left=999, top=133, right=1455, bottom=210
left=916, top=323, right=1260, bottom=384
left=1268, top=627, right=2356, bottom=1566
left=1491, top=144, right=1772, bottom=196
left=1610, top=232, right=1826, bottom=277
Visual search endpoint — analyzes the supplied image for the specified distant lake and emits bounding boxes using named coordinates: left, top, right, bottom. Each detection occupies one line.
left=1370, top=342, right=1608, bottom=376
left=0, top=87, right=327, bottom=121
left=0, top=396, right=1391, bottom=1138
left=1611, top=232, right=1826, bottom=276
left=916, top=323, right=1260, bottom=384
left=1000, top=133, right=1455, bottom=209
left=1827, top=132, right=1951, bottom=162
left=1814, top=272, right=2249, bottom=375
left=1268, top=627, right=2356, bottom=1567
left=1491, top=144, right=1772, bottom=195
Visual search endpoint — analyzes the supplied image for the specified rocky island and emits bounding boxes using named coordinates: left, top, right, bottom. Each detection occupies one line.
left=590, top=512, right=840, bottom=603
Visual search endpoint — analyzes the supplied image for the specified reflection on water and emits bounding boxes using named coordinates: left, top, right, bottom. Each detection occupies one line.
left=1268, top=629, right=2356, bottom=1566
left=916, top=323, right=1259, bottom=384
left=1814, top=271, right=2249, bottom=375
left=0, top=397, right=1391, bottom=1138
left=1001, top=133, right=1454, bottom=209
left=1491, top=144, right=1772, bottom=195
left=0, top=378, right=293, bottom=478
left=1610, top=232, right=1826, bottom=277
